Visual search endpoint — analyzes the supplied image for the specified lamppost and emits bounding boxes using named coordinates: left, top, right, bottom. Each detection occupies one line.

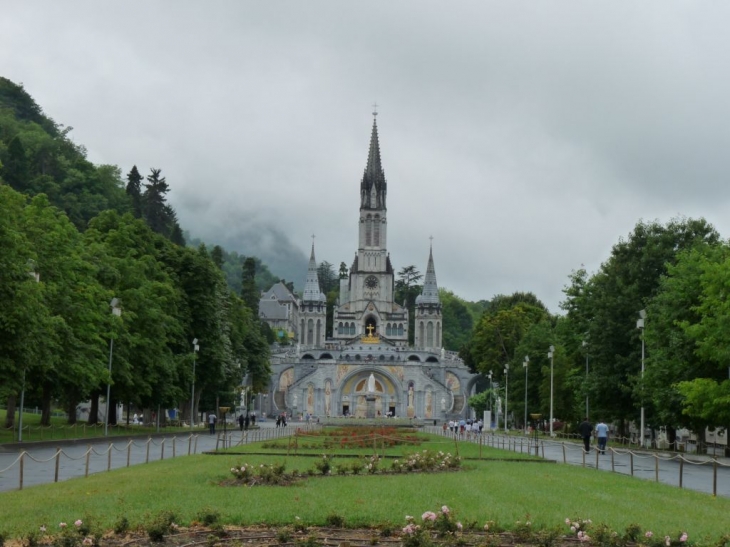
left=487, top=370, right=493, bottom=430
left=105, top=298, right=122, bottom=437
left=548, top=345, right=555, bottom=437
left=637, top=310, right=646, bottom=448
left=523, top=356, right=529, bottom=433
left=504, top=363, right=509, bottom=432
left=190, top=338, right=199, bottom=428
left=582, top=339, right=589, bottom=418
left=18, top=267, right=40, bottom=442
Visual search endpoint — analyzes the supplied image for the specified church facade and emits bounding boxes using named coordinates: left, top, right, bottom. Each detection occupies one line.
left=259, top=115, right=476, bottom=420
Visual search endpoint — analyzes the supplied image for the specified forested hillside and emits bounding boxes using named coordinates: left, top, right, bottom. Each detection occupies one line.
left=0, top=77, right=271, bottom=428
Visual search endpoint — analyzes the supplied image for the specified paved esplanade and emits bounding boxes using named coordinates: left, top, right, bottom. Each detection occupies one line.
left=427, top=428, right=730, bottom=498
left=0, top=420, right=292, bottom=492
left=1, top=424, right=729, bottom=497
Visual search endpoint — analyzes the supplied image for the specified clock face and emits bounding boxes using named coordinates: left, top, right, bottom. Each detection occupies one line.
left=365, top=275, right=379, bottom=290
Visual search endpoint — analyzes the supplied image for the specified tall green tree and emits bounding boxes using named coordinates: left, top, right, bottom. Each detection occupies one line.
left=561, top=218, right=719, bottom=437
left=143, top=168, right=170, bottom=236
left=125, top=165, right=144, bottom=218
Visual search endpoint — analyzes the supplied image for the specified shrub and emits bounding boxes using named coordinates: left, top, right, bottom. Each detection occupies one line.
left=145, top=511, right=178, bottom=543
left=196, top=508, right=220, bottom=526
left=277, top=528, right=293, bottom=543
left=350, top=460, right=364, bottom=475
left=112, top=516, right=129, bottom=535
left=313, top=455, right=332, bottom=475
left=325, top=513, right=345, bottom=528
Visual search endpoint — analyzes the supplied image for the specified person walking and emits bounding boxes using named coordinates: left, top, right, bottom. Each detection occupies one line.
left=596, top=419, right=609, bottom=454
left=208, top=412, right=217, bottom=435
left=237, top=414, right=244, bottom=432
left=578, top=417, right=593, bottom=453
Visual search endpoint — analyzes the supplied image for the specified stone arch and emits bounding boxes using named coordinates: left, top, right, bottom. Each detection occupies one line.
left=407, top=354, right=421, bottom=362
left=302, top=354, right=315, bottom=360
left=425, top=356, right=439, bottom=363
left=320, top=353, right=334, bottom=360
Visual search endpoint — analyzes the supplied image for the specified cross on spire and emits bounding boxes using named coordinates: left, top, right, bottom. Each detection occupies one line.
left=372, top=102, right=378, bottom=117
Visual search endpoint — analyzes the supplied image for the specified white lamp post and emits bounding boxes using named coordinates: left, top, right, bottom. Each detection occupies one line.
left=190, top=338, right=199, bottom=428
left=583, top=339, right=589, bottom=418
left=637, top=310, right=646, bottom=448
left=105, top=298, right=122, bottom=437
left=523, top=356, right=529, bottom=433
left=504, top=363, right=509, bottom=432
left=548, top=345, right=555, bottom=437
left=487, top=370, right=493, bottom=429
left=18, top=268, right=40, bottom=442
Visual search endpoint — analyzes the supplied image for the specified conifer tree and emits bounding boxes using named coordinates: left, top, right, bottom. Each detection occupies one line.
left=125, top=165, right=144, bottom=218
left=143, top=168, right=170, bottom=235
left=241, top=257, right=258, bottom=310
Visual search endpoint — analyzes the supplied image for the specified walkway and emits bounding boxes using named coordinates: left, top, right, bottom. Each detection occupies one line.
left=426, top=427, right=730, bottom=498
left=0, top=421, right=297, bottom=492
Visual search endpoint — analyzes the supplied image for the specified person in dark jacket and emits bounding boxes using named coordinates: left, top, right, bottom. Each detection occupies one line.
left=578, top=417, right=593, bottom=453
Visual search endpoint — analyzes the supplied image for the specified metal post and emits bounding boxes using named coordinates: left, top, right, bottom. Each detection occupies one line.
left=190, top=339, right=199, bottom=428
left=523, top=356, right=529, bottom=433
left=504, top=364, right=509, bottom=433
left=104, top=337, right=114, bottom=437
left=18, top=368, right=26, bottom=442
left=548, top=346, right=555, bottom=437
left=105, top=298, right=122, bottom=437
left=637, top=310, right=646, bottom=448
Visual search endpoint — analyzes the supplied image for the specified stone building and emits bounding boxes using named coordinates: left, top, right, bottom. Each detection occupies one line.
left=259, top=114, right=476, bottom=420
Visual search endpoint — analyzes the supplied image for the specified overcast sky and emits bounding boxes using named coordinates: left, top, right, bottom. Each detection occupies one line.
left=3, top=2, right=730, bottom=312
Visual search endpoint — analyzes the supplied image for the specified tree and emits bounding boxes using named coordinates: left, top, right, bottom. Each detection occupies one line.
left=1, top=135, right=30, bottom=191
left=317, top=261, right=338, bottom=294
left=440, top=289, right=473, bottom=352
left=240, top=257, right=258, bottom=311
left=395, top=266, right=422, bottom=345
left=143, top=168, right=170, bottom=235
left=339, top=261, right=348, bottom=279
left=561, top=218, right=719, bottom=437
left=125, top=165, right=144, bottom=218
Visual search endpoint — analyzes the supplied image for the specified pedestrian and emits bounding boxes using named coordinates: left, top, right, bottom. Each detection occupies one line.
left=578, top=417, right=593, bottom=453
left=237, top=414, right=244, bottom=432
left=596, top=419, right=609, bottom=454
left=208, top=412, right=217, bottom=435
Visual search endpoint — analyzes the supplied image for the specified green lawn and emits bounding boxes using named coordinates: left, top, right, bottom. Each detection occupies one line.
left=0, top=434, right=728, bottom=542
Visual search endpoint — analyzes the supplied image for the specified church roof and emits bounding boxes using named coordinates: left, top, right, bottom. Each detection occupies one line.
left=258, top=299, right=291, bottom=320
left=416, top=244, right=440, bottom=305
left=261, top=281, right=298, bottom=304
left=360, top=115, right=387, bottom=210
left=302, top=242, right=326, bottom=302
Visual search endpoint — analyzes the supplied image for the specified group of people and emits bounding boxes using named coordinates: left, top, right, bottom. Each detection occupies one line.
left=275, top=414, right=288, bottom=427
left=578, top=417, right=610, bottom=453
left=446, top=418, right=484, bottom=438
left=236, top=413, right=257, bottom=431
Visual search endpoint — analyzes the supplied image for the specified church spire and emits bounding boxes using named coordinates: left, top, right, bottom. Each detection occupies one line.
left=360, top=108, right=387, bottom=210
left=302, top=237, right=326, bottom=303
left=416, top=240, right=440, bottom=305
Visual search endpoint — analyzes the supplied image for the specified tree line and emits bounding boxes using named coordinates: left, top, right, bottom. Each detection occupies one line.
left=0, top=76, right=271, bottom=428
left=462, top=218, right=730, bottom=447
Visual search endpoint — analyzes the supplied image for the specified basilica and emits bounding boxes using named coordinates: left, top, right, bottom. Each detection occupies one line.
left=258, top=114, right=476, bottom=420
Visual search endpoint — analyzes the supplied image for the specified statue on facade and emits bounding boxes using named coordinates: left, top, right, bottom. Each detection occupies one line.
left=367, top=373, right=376, bottom=393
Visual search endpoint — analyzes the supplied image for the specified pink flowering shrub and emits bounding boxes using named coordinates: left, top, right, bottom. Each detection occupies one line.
left=401, top=505, right=463, bottom=547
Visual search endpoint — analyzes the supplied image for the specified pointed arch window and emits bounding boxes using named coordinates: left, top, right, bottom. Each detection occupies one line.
left=365, top=214, right=372, bottom=246
left=373, top=215, right=380, bottom=246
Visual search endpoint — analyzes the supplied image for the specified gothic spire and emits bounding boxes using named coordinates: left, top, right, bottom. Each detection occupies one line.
left=360, top=110, right=387, bottom=210
left=416, top=241, right=440, bottom=305
left=302, top=239, right=326, bottom=302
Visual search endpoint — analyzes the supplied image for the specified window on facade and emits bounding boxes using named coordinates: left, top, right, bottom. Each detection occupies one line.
left=365, top=214, right=372, bottom=246
left=398, top=324, right=404, bottom=336
left=427, top=322, right=434, bottom=347
left=373, top=215, right=380, bottom=246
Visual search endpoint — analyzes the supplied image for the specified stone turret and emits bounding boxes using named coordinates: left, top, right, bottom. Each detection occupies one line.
left=415, top=243, right=442, bottom=349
